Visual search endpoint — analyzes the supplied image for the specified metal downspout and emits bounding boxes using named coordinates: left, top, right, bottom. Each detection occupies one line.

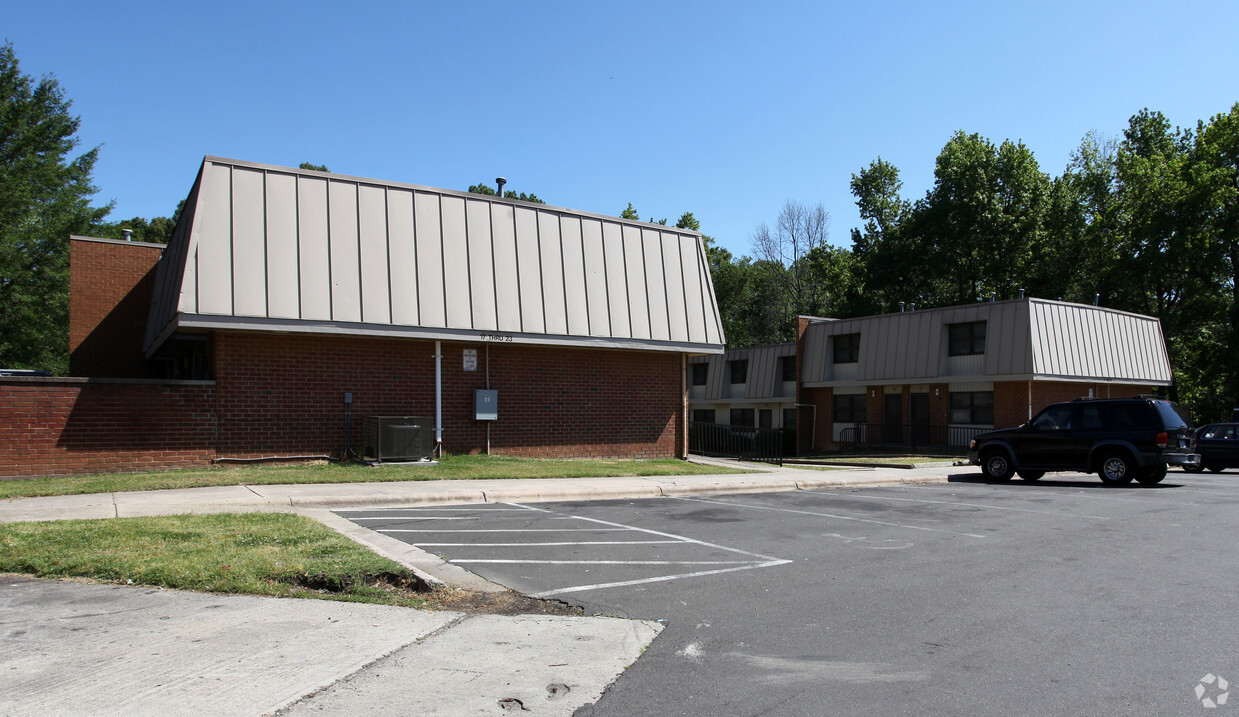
left=435, top=341, right=443, bottom=457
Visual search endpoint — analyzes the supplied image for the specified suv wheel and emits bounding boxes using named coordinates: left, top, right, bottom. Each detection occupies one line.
left=981, top=450, right=1015, bottom=481
left=1098, top=451, right=1135, bottom=486
left=1017, top=470, right=1044, bottom=481
left=1135, top=463, right=1168, bottom=486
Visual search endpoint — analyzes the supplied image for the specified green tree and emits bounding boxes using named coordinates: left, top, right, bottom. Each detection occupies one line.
left=0, top=43, right=109, bottom=373
left=468, top=182, right=544, bottom=204
left=299, top=162, right=329, bottom=172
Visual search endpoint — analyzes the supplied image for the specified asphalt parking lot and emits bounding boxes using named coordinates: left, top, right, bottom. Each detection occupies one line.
left=338, top=469, right=1239, bottom=716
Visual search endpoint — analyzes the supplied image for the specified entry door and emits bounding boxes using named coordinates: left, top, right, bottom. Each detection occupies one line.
left=911, top=394, right=930, bottom=445
left=884, top=394, right=903, bottom=443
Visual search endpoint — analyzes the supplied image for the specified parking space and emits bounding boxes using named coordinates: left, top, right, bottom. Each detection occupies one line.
left=336, top=503, right=791, bottom=598
left=338, top=470, right=1239, bottom=715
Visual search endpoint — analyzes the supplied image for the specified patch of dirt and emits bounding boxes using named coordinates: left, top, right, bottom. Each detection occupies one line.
left=290, top=571, right=584, bottom=616
left=424, top=587, right=586, bottom=616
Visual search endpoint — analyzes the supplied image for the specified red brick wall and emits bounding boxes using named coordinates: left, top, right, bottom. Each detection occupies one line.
left=0, top=377, right=216, bottom=479
left=69, top=238, right=164, bottom=378
left=994, top=380, right=1161, bottom=429
left=212, top=332, right=684, bottom=460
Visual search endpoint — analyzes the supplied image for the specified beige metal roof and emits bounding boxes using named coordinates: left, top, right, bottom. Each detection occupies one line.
left=689, top=343, right=796, bottom=401
left=800, top=298, right=1172, bottom=387
left=145, top=157, right=726, bottom=355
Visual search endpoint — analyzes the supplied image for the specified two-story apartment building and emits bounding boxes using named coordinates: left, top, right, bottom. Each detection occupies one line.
left=795, top=298, right=1173, bottom=451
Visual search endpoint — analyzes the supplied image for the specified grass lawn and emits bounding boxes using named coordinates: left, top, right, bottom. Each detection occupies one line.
left=0, top=454, right=747, bottom=501
left=0, top=512, right=575, bottom=613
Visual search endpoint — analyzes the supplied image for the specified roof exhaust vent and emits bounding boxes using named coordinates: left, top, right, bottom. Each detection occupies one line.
left=989, top=293, right=996, bottom=302
left=1094, top=293, right=1100, bottom=306
left=122, top=228, right=132, bottom=241
left=1018, top=288, right=1025, bottom=299
left=899, top=301, right=905, bottom=313
left=909, top=303, right=916, bottom=312
left=495, top=177, right=507, bottom=197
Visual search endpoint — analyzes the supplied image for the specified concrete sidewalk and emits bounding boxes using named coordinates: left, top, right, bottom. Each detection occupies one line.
left=0, top=459, right=958, bottom=715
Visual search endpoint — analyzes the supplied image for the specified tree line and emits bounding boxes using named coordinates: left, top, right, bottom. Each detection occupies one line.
left=712, top=105, right=1239, bottom=422
left=1, top=40, right=1235, bottom=420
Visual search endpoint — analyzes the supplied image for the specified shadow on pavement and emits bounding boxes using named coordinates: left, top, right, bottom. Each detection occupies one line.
left=946, top=472, right=1184, bottom=490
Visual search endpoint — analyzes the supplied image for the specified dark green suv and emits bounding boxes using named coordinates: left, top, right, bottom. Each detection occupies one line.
left=967, top=397, right=1200, bottom=486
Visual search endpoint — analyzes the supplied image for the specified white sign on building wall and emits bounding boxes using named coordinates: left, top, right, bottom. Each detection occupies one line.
left=463, top=349, right=477, bottom=372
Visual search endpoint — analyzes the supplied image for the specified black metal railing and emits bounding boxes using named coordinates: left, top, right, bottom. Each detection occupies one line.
left=690, top=422, right=790, bottom=464
left=835, top=423, right=987, bottom=452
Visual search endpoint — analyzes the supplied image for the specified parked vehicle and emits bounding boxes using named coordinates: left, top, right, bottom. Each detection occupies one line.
left=967, top=397, right=1200, bottom=486
left=1183, top=423, right=1239, bottom=473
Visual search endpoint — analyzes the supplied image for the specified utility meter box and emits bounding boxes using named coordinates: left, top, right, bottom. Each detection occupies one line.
left=475, top=389, right=498, bottom=421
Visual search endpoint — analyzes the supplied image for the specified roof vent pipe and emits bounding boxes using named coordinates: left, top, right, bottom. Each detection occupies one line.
left=909, top=303, right=915, bottom=312
left=990, top=293, right=996, bottom=302
left=122, top=228, right=132, bottom=241
left=899, top=302, right=905, bottom=313
left=495, top=177, right=506, bottom=198
left=1095, top=293, right=1100, bottom=306
left=1018, top=288, right=1025, bottom=299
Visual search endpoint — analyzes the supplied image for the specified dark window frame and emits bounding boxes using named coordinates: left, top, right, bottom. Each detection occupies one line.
left=730, top=408, right=755, bottom=427
left=948, top=321, right=987, bottom=357
left=780, top=355, right=797, bottom=382
left=692, top=408, right=716, bottom=424
left=833, top=333, right=861, bottom=364
left=729, top=360, right=748, bottom=384
left=833, top=394, right=868, bottom=423
left=949, top=390, right=994, bottom=425
left=691, top=363, right=708, bottom=386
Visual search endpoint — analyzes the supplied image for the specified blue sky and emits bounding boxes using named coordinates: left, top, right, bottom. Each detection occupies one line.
left=7, top=1, right=1238, bottom=257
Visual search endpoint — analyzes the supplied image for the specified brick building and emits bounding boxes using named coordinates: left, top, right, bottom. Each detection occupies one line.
left=3, top=157, right=725, bottom=478
left=794, top=298, right=1174, bottom=452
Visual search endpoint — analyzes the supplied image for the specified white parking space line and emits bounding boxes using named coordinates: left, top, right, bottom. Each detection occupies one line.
left=412, top=541, right=683, bottom=547
left=530, top=561, right=791, bottom=598
left=513, top=503, right=788, bottom=562
left=672, top=496, right=988, bottom=539
left=454, top=559, right=754, bottom=565
left=804, top=490, right=1111, bottom=520
left=378, top=528, right=629, bottom=533
left=351, top=502, right=794, bottom=598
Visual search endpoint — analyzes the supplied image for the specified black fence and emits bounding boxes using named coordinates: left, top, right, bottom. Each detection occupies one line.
left=835, top=423, right=987, bottom=452
left=689, top=422, right=792, bottom=464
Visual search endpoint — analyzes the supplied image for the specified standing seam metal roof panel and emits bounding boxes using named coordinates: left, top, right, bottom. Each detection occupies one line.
left=144, top=157, right=725, bottom=355
left=800, top=298, right=1171, bottom=386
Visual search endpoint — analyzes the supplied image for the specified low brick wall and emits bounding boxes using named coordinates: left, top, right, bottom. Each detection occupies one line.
left=0, top=377, right=217, bottom=479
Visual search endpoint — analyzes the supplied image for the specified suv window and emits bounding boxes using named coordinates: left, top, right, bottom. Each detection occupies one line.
left=1153, top=401, right=1189, bottom=429
left=1031, top=405, right=1073, bottom=430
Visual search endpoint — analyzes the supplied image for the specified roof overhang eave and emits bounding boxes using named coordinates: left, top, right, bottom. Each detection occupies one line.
left=166, top=314, right=727, bottom=354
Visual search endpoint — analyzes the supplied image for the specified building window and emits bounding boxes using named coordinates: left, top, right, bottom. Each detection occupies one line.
left=730, top=408, right=755, bottom=427
left=729, top=360, right=748, bottom=384
left=691, top=363, right=708, bottom=386
left=833, top=394, right=867, bottom=423
left=780, top=356, right=797, bottom=382
left=949, top=321, right=987, bottom=356
left=692, top=408, right=715, bottom=424
left=949, top=391, right=993, bottom=424
left=782, top=407, right=797, bottom=429
left=759, top=409, right=773, bottom=429
left=833, top=333, right=860, bottom=364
